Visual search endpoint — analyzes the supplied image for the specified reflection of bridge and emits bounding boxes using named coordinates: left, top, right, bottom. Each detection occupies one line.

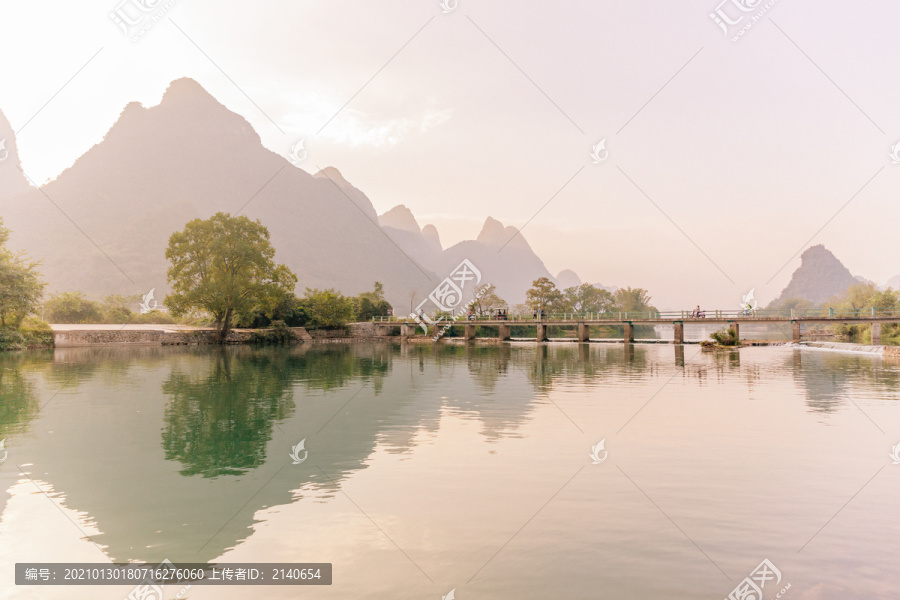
left=378, top=309, right=900, bottom=344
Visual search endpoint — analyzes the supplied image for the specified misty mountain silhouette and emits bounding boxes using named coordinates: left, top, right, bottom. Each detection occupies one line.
left=378, top=210, right=561, bottom=307
left=769, top=245, right=860, bottom=307
left=0, top=78, right=576, bottom=310
left=0, top=111, right=29, bottom=199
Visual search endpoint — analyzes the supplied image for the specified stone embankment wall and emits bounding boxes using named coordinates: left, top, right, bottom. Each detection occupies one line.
left=53, top=329, right=253, bottom=347
left=348, top=323, right=374, bottom=337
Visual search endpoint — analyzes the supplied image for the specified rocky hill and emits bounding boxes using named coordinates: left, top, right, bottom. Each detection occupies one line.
left=768, top=245, right=859, bottom=307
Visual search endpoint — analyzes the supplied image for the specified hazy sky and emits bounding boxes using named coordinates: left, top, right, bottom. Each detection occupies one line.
left=1, top=0, right=899, bottom=309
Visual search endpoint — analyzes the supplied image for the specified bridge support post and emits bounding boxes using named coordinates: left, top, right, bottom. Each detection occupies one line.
left=374, top=325, right=390, bottom=336
left=791, top=321, right=801, bottom=342
left=871, top=322, right=882, bottom=345
left=464, top=324, right=476, bottom=340
left=623, top=322, right=634, bottom=343
left=730, top=322, right=740, bottom=344
left=577, top=323, right=589, bottom=342
left=536, top=324, right=549, bottom=342
left=401, top=324, right=416, bottom=337
left=498, top=324, right=511, bottom=341
left=673, top=321, right=684, bottom=344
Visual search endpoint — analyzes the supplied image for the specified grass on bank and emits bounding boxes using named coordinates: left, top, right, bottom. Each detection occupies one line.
left=0, top=316, right=54, bottom=351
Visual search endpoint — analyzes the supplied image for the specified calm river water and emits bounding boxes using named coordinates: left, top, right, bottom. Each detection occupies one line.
left=1, top=342, right=899, bottom=599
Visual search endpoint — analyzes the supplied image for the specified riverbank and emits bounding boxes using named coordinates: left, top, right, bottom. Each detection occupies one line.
left=43, top=324, right=900, bottom=350
left=41, top=324, right=371, bottom=348
left=47, top=322, right=399, bottom=347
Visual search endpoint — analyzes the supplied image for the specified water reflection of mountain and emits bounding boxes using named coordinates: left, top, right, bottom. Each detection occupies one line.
left=788, top=349, right=900, bottom=414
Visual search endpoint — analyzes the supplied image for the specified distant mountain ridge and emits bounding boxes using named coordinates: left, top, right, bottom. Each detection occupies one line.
left=378, top=210, right=560, bottom=307
left=768, top=245, right=860, bottom=307
left=0, top=78, right=583, bottom=310
left=0, top=111, right=29, bottom=198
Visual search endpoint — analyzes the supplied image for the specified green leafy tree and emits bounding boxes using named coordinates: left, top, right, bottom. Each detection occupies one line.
left=526, top=277, right=563, bottom=313
left=774, top=297, right=815, bottom=312
left=0, top=218, right=45, bottom=328
left=510, top=303, right=529, bottom=317
left=871, top=288, right=900, bottom=309
left=829, top=283, right=881, bottom=310
left=355, top=282, right=392, bottom=321
left=827, top=284, right=899, bottom=311
left=470, top=283, right=507, bottom=317
left=245, top=294, right=309, bottom=328
left=45, top=292, right=103, bottom=324
left=303, top=288, right=356, bottom=328
left=17, top=316, right=54, bottom=348
left=825, top=284, right=900, bottom=341
left=562, top=284, right=616, bottom=314
left=613, top=287, right=656, bottom=314
left=101, top=294, right=140, bottom=324
left=165, top=213, right=297, bottom=340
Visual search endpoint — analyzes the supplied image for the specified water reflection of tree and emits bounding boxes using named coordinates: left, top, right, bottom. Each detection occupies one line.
left=790, top=350, right=900, bottom=414
left=0, top=353, right=43, bottom=439
left=464, top=344, right=511, bottom=392
left=162, top=348, right=297, bottom=477
left=161, top=344, right=394, bottom=477
left=510, top=343, right=651, bottom=392
left=291, top=343, right=390, bottom=394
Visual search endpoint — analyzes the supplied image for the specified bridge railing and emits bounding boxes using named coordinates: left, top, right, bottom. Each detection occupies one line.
left=373, top=307, right=900, bottom=322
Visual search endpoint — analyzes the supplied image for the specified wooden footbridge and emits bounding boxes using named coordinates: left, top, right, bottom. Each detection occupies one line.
left=375, top=308, right=900, bottom=344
